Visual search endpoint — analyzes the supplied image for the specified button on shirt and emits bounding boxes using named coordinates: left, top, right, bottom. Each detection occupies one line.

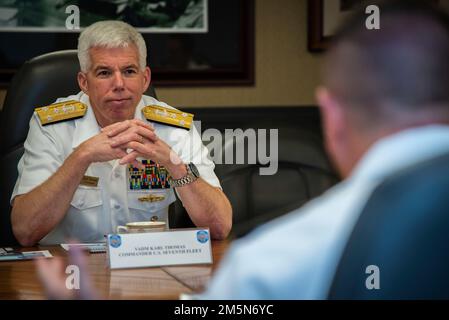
left=200, top=125, right=449, bottom=299
left=11, top=92, right=221, bottom=245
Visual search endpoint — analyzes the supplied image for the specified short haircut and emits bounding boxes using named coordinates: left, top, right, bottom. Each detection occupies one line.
left=78, top=20, right=147, bottom=72
left=324, top=0, right=449, bottom=128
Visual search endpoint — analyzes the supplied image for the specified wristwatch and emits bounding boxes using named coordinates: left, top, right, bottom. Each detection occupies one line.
left=169, top=162, right=200, bottom=188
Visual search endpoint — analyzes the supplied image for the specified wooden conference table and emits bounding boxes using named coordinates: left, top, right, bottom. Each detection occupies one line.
left=0, top=240, right=230, bottom=300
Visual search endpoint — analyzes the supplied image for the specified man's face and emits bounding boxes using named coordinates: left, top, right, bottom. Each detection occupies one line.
left=78, top=45, right=150, bottom=127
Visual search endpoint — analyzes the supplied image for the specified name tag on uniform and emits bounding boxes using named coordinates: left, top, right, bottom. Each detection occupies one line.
left=107, top=229, right=212, bottom=269
left=80, top=175, right=99, bottom=187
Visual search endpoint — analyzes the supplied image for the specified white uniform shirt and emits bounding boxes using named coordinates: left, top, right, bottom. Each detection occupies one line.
left=11, top=92, right=221, bottom=245
left=201, top=125, right=449, bottom=299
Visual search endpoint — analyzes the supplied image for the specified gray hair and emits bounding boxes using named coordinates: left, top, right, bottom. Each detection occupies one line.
left=77, top=20, right=147, bottom=72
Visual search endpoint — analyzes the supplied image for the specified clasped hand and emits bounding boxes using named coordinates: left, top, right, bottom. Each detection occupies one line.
left=80, top=119, right=182, bottom=169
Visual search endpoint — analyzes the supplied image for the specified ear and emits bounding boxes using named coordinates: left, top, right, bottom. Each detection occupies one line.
left=316, top=86, right=348, bottom=167
left=142, top=66, right=151, bottom=93
left=77, top=72, right=88, bottom=95
left=316, top=86, right=345, bottom=140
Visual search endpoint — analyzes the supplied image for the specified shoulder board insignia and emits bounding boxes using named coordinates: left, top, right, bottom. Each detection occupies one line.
left=35, top=100, right=87, bottom=126
left=142, top=105, right=193, bottom=130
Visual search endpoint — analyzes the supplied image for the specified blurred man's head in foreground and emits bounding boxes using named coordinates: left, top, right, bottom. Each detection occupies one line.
left=317, top=0, right=449, bottom=177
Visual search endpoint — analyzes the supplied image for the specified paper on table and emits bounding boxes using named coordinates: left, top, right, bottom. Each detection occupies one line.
left=0, top=250, right=52, bottom=262
left=61, top=243, right=107, bottom=253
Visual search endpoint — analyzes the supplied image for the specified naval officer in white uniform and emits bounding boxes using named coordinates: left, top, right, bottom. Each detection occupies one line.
left=10, top=21, right=232, bottom=246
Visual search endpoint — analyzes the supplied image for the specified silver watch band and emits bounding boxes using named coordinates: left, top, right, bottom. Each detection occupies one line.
left=169, top=174, right=196, bottom=188
left=169, top=163, right=199, bottom=188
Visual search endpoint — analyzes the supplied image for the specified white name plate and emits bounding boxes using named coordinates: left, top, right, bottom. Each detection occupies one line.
left=107, top=228, right=212, bottom=269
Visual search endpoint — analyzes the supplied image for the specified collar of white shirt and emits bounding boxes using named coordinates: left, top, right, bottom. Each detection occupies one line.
left=351, top=125, right=449, bottom=183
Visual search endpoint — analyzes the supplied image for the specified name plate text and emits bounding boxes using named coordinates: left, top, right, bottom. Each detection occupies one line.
left=107, top=229, right=212, bottom=269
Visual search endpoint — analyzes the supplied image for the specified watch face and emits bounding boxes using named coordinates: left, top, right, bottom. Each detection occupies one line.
left=189, top=163, right=200, bottom=178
